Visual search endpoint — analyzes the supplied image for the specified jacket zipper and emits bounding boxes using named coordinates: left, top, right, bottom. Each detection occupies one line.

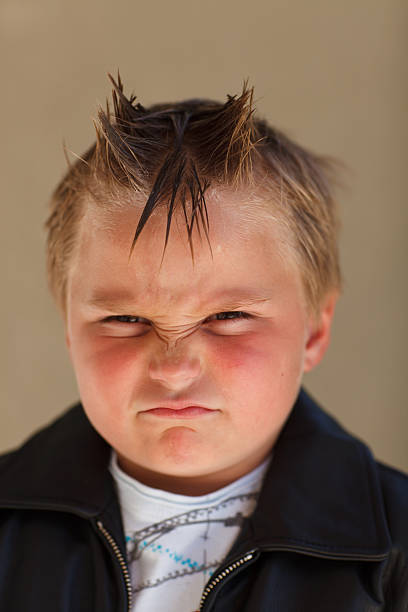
left=198, top=550, right=258, bottom=611
left=97, top=520, right=133, bottom=611
left=197, top=543, right=388, bottom=611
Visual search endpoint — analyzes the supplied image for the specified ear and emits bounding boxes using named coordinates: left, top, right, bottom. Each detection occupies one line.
left=64, top=329, right=75, bottom=365
left=64, top=314, right=73, bottom=357
left=303, top=291, right=338, bottom=373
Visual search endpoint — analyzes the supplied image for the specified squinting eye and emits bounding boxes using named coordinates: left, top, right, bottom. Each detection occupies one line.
left=205, top=311, right=252, bottom=323
left=104, top=315, right=149, bottom=325
left=101, top=312, right=252, bottom=328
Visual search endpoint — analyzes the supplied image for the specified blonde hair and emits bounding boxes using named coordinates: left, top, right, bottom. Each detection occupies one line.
left=45, top=73, right=342, bottom=316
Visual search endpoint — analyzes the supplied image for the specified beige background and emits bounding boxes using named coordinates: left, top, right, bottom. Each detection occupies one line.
left=1, top=0, right=407, bottom=471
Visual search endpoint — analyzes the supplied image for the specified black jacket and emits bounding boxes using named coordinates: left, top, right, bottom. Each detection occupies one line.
left=0, top=389, right=407, bottom=611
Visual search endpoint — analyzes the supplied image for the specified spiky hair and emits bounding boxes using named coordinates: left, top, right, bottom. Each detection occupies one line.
left=94, top=73, right=259, bottom=259
left=45, top=73, right=342, bottom=316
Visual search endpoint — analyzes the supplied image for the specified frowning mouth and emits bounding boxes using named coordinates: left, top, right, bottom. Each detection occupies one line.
left=140, top=406, right=216, bottom=419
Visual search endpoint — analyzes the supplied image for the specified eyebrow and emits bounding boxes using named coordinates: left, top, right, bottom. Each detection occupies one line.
left=86, top=291, right=140, bottom=312
left=85, top=288, right=273, bottom=312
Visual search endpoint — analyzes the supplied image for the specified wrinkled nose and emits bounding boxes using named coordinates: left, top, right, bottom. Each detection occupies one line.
left=148, top=347, right=202, bottom=390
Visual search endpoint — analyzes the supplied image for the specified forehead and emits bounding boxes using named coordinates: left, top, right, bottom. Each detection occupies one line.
left=68, top=191, right=303, bottom=313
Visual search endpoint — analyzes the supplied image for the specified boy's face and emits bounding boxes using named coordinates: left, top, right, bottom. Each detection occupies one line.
left=65, top=192, right=335, bottom=494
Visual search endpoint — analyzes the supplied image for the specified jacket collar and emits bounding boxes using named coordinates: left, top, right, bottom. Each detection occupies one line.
left=235, top=389, right=391, bottom=560
left=0, top=404, right=113, bottom=517
left=0, top=390, right=391, bottom=559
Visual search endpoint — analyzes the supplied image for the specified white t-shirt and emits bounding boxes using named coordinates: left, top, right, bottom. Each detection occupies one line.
left=109, top=453, right=270, bottom=611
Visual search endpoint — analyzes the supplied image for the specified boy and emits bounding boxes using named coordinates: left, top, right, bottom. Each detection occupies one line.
left=0, top=74, right=407, bottom=611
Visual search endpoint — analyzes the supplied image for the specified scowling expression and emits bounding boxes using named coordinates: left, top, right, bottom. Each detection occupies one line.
left=65, top=192, right=336, bottom=495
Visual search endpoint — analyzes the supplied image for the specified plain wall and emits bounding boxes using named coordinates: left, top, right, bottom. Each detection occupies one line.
left=1, top=0, right=407, bottom=471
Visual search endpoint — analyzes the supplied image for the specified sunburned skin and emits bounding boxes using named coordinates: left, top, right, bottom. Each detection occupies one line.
left=65, top=191, right=337, bottom=495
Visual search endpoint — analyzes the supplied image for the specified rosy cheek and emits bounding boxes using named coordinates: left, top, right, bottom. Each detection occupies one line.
left=208, top=335, right=270, bottom=372
left=76, top=336, right=144, bottom=390
left=108, top=345, right=144, bottom=379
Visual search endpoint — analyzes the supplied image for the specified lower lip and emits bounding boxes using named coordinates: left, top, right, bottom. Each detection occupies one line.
left=142, top=407, right=216, bottom=419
